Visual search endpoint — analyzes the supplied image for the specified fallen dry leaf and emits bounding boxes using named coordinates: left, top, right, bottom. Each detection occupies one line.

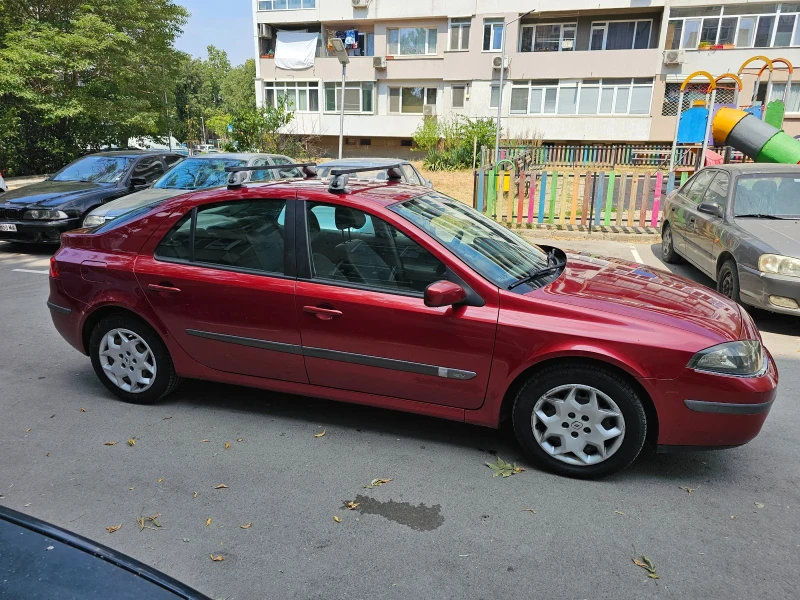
left=333, top=515, right=342, bottom=523
left=210, top=554, right=224, bottom=562
left=201, top=439, right=210, bottom=443
left=129, top=487, right=135, bottom=491
left=615, top=511, right=625, bottom=515
left=25, top=428, right=31, bottom=433
left=214, top=484, right=228, bottom=489
left=106, top=524, right=122, bottom=533
left=80, top=408, right=86, bottom=413
left=240, top=522, right=253, bottom=529
left=104, top=441, right=117, bottom=446
left=45, top=452, right=50, bottom=457
left=162, top=416, right=172, bottom=420
left=344, top=501, right=360, bottom=510
left=137, top=513, right=162, bottom=531
left=205, top=518, right=212, bottom=527
left=755, top=502, right=765, bottom=509
left=522, top=508, right=536, bottom=514
left=224, top=442, right=230, bottom=449
left=127, top=438, right=135, bottom=446
left=678, top=486, right=696, bottom=494
left=314, top=429, right=327, bottom=438
left=364, top=478, right=392, bottom=489
left=632, top=556, right=658, bottom=579
left=193, top=491, right=198, bottom=499
left=157, top=478, right=163, bottom=483
left=236, top=437, right=243, bottom=442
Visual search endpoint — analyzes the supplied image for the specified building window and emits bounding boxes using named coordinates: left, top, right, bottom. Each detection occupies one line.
left=483, top=19, right=504, bottom=51
left=354, top=32, right=375, bottom=56
left=660, top=83, right=736, bottom=116
left=387, top=27, right=438, bottom=55
left=490, top=85, right=500, bottom=108
left=517, top=78, right=653, bottom=115
left=264, top=81, right=319, bottom=112
left=449, top=18, right=471, bottom=50
left=401, top=139, right=413, bottom=147
left=452, top=85, right=466, bottom=108
left=760, top=81, right=800, bottom=112
left=359, top=138, right=372, bottom=146
left=519, top=23, right=577, bottom=52
left=323, top=82, right=374, bottom=113
left=258, top=0, right=315, bottom=10
left=590, top=20, right=652, bottom=50
left=667, top=4, right=800, bottom=49
left=389, top=87, right=437, bottom=114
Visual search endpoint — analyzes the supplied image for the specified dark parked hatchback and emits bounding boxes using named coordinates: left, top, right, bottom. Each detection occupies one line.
left=0, top=150, right=183, bottom=243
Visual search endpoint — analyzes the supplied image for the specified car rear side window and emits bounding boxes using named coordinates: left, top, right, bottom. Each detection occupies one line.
left=132, top=157, right=165, bottom=183
left=155, top=200, right=287, bottom=274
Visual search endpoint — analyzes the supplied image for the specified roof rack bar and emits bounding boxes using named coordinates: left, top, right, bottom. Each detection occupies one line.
left=328, top=164, right=404, bottom=176
left=224, top=162, right=316, bottom=173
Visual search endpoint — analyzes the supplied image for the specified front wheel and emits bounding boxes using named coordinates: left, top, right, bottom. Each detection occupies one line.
left=89, top=314, right=182, bottom=404
left=512, top=363, right=648, bottom=479
left=717, top=259, right=742, bottom=304
left=661, top=223, right=682, bottom=264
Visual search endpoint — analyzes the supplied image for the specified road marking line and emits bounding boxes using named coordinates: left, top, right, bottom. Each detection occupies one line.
left=12, top=269, right=49, bottom=274
left=629, top=245, right=644, bottom=264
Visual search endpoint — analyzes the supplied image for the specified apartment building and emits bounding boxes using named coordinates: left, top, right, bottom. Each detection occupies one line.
left=252, top=1, right=800, bottom=156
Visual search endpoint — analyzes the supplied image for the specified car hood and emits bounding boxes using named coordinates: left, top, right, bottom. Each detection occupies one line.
left=88, top=188, right=185, bottom=218
left=537, top=252, right=742, bottom=342
left=0, top=180, right=110, bottom=207
left=734, top=218, right=800, bottom=257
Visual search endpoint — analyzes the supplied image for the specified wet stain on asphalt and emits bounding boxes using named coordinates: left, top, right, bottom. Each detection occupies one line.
left=352, top=494, right=444, bottom=531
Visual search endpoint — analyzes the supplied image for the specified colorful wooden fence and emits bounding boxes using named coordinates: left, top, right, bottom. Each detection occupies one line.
left=477, top=169, right=668, bottom=230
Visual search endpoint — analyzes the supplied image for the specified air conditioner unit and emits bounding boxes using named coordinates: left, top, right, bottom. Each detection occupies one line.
left=423, top=104, right=436, bottom=116
left=352, top=0, right=368, bottom=7
left=373, top=56, right=387, bottom=69
left=492, top=56, right=510, bottom=70
left=258, top=23, right=272, bottom=39
left=663, top=49, right=684, bottom=65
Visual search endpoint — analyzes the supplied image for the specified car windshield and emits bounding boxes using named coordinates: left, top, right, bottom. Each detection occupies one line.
left=52, top=156, right=133, bottom=183
left=734, top=174, right=800, bottom=218
left=392, top=192, right=550, bottom=289
left=153, top=158, right=248, bottom=190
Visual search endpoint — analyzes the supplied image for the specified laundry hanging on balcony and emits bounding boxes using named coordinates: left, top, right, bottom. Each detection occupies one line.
left=275, top=31, right=318, bottom=70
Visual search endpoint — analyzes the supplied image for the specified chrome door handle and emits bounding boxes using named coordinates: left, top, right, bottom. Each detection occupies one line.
left=303, top=305, right=343, bottom=320
left=147, top=283, right=181, bottom=294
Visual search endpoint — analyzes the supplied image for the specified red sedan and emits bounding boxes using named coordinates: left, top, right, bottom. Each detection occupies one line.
left=47, top=169, right=778, bottom=478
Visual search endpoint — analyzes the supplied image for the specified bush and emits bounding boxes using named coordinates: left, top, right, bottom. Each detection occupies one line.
left=414, top=115, right=495, bottom=171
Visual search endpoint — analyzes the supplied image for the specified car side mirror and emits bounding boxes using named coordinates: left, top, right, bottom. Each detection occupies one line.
left=424, top=280, right=467, bottom=308
left=130, top=176, right=148, bottom=189
left=425, top=179, right=434, bottom=189
left=698, top=202, right=722, bottom=217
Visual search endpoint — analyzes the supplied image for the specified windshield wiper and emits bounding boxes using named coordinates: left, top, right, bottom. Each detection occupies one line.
left=508, top=251, right=566, bottom=290
left=735, top=214, right=786, bottom=219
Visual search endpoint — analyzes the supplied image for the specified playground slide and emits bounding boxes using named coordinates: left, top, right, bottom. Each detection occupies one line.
left=712, top=106, right=800, bottom=163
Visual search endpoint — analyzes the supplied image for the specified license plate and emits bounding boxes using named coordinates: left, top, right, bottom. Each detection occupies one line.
left=0, top=224, right=17, bottom=232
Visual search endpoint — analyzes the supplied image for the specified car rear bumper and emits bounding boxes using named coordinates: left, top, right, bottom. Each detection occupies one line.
left=739, top=264, right=800, bottom=314
left=47, top=278, right=89, bottom=355
left=0, top=218, right=81, bottom=243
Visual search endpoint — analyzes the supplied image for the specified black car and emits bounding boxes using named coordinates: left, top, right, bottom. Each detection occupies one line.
left=0, top=505, right=210, bottom=599
left=661, top=163, right=800, bottom=315
left=0, top=150, right=183, bottom=243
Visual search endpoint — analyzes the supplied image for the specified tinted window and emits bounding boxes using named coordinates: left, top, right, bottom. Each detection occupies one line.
left=271, top=156, right=303, bottom=179
left=155, top=200, right=287, bottom=274
left=683, top=170, right=716, bottom=204
left=164, top=155, right=184, bottom=168
left=132, top=157, right=165, bottom=183
left=153, top=158, right=246, bottom=190
left=306, top=202, right=444, bottom=293
left=52, top=156, right=133, bottom=183
left=703, top=172, right=729, bottom=209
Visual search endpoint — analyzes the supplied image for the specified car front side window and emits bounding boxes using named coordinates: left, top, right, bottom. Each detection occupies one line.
left=683, top=170, right=716, bottom=205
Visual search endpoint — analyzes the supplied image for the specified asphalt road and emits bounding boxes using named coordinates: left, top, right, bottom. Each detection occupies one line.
left=1, top=238, right=798, bottom=600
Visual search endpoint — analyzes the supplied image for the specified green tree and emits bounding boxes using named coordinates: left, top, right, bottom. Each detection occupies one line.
left=228, top=95, right=294, bottom=153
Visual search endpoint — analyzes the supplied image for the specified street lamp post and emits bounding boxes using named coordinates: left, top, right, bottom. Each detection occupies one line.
left=201, top=116, right=207, bottom=146
left=331, top=38, right=350, bottom=159
left=494, top=10, right=535, bottom=163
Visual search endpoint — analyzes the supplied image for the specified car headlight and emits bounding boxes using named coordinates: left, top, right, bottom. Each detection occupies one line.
left=687, top=340, right=765, bottom=377
left=24, top=209, right=69, bottom=220
left=758, top=254, right=800, bottom=277
left=83, top=214, right=106, bottom=227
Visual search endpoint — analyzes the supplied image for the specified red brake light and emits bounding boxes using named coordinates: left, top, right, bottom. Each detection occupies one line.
left=49, top=256, right=60, bottom=278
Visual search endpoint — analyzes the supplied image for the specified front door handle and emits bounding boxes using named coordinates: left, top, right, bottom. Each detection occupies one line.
left=147, top=283, right=181, bottom=294
left=303, top=305, right=343, bottom=320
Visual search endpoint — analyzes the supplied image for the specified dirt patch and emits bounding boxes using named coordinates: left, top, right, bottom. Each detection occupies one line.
left=411, top=161, right=473, bottom=206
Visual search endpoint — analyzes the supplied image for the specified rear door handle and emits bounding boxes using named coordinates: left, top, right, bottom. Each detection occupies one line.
left=147, top=283, right=181, bottom=294
left=303, top=305, right=342, bottom=320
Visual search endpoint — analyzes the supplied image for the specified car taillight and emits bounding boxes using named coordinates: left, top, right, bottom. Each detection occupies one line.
left=49, top=256, right=59, bottom=278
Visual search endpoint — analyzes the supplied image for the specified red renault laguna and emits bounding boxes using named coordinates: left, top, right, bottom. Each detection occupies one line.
left=47, top=165, right=778, bottom=478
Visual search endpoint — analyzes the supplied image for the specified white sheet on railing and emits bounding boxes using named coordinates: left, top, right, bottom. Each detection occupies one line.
left=274, top=31, right=318, bottom=70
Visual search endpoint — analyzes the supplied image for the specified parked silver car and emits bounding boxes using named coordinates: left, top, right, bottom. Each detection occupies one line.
left=82, top=153, right=301, bottom=227
left=315, top=158, right=433, bottom=188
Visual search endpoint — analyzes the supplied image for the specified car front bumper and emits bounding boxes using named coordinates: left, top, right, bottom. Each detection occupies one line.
left=738, top=264, right=800, bottom=315
left=0, top=218, right=81, bottom=243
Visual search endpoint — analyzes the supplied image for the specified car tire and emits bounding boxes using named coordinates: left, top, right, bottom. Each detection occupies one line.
left=717, top=259, right=741, bottom=304
left=512, top=362, right=648, bottom=479
left=661, top=223, right=682, bottom=264
left=89, top=314, right=182, bottom=404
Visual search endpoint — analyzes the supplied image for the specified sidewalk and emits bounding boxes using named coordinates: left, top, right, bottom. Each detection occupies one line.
left=508, top=223, right=661, bottom=243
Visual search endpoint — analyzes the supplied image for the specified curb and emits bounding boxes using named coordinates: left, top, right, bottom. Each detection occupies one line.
left=506, top=224, right=661, bottom=243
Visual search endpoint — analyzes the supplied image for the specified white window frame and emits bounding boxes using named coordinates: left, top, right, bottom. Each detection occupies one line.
left=667, top=3, right=800, bottom=50
left=387, top=27, right=438, bottom=56
left=589, top=19, right=653, bottom=50
left=264, top=81, right=320, bottom=112
left=449, top=18, right=471, bottom=51
left=519, top=22, right=577, bottom=52
left=257, top=0, right=315, bottom=11
left=451, top=85, right=467, bottom=108
left=388, top=87, right=438, bottom=114
left=483, top=18, right=504, bottom=52
left=515, top=78, right=653, bottom=116
left=323, top=82, right=375, bottom=114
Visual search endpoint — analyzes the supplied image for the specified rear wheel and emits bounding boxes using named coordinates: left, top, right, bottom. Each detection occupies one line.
left=89, top=315, right=181, bottom=404
left=717, top=259, right=741, bottom=304
left=512, top=363, right=647, bottom=479
left=661, top=223, right=681, bottom=264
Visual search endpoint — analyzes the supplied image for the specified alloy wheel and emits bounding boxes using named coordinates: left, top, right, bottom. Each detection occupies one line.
left=98, top=328, right=157, bottom=393
left=662, top=227, right=672, bottom=259
left=719, top=271, right=733, bottom=298
left=531, top=384, right=625, bottom=466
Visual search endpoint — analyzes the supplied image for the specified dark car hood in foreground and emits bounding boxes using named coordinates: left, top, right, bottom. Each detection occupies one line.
left=1, top=180, right=111, bottom=208
left=540, top=252, right=742, bottom=342
left=734, top=218, right=800, bottom=257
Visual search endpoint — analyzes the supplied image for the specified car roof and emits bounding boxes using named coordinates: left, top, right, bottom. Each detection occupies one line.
left=184, top=153, right=288, bottom=161
left=708, top=163, right=800, bottom=175
left=317, top=158, right=411, bottom=168
left=89, top=150, right=178, bottom=158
